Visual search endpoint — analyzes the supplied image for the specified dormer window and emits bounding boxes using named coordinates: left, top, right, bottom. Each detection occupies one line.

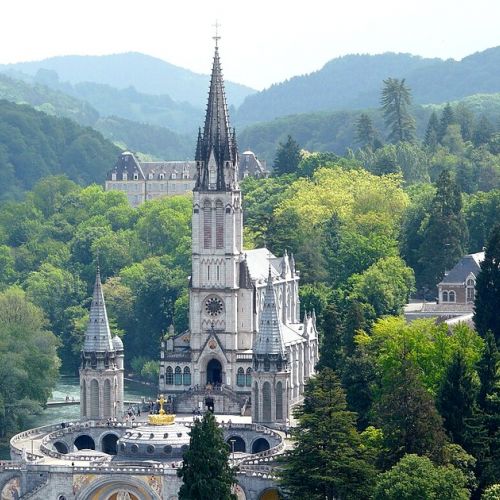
left=122, top=173, right=128, bottom=181
left=159, top=173, right=164, bottom=180
left=133, top=172, right=139, bottom=180
left=148, top=173, right=154, bottom=180
left=171, top=172, right=177, bottom=180
left=111, top=172, right=117, bottom=181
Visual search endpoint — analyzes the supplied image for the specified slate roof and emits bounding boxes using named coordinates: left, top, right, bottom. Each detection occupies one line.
left=83, top=270, right=114, bottom=353
left=244, top=248, right=284, bottom=283
left=439, top=252, right=484, bottom=285
left=140, top=161, right=197, bottom=180
left=253, top=267, right=286, bottom=357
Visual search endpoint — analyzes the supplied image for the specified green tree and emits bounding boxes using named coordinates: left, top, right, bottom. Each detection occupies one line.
left=373, top=454, right=469, bottom=500
left=355, top=113, right=378, bottom=149
left=437, top=350, right=478, bottom=447
left=474, top=115, right=495, bottom=146
left=348, top=256, right=415, bottom=318
left=280, top=368, right=376, bottom=499
left=317, top=302, right=343, bottom=371
left=177, top=412, right=237, bottom=500
left=417, top=169, right=468, bottom=292
left=474, top=224, right=500, bottom=342
left=273, top=135, right=302, bottom=175
left=438, top=103, right=456, bottom=143
left=375, top=356, right=447, bottom=465
left=0, top=287, right=60, bottom=436
left=425, top=111, right=440, bottom=150
left=380, top=77, right=416, bottom=143
left=483, top=484, right=500, bottom=500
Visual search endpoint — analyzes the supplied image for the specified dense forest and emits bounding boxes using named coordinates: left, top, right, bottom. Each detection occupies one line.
left=0, top=100, right=120, bottom=200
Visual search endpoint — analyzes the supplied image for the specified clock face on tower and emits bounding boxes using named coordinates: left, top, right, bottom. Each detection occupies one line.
left=205, top=296, right=224, bottom=317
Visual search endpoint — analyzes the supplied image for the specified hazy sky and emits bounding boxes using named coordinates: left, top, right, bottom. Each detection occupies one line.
left=3, top=0, right=499, bottom=89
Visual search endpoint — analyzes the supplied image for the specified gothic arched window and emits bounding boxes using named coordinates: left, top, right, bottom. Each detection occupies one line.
left=442, top=291, right=449, bottom=302
left=165, top=366, right=173, bottom=385
left=236, top=367, right=245, bottom=386
left=246, top=367, right=252, bottom=387
left=263, top=382, right=271, bottom=421
left=449, top=291, right=456, bottom=302
left=203, top=200, right=212, bottom=249
left=174, top=366, right=182, bottom=385
left=216, top=200, right=224, bottom=249
left=276, top=381, right=283, bottom=420
left=183, top=367, right=191, bottom=386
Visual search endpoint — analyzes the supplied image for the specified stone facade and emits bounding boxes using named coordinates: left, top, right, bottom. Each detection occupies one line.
left=80, top=269, right=124, bottom=420
left=159, top=43, right=318, bottom=419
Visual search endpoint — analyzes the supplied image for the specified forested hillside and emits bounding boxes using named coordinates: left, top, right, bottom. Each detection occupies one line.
left=235, top=46, right=500, bottom=125
left=0, top=100, right=120, bottom=200
left=0, top=52, right=255, bottom=107
left=239, top=93, right=500, bottom=159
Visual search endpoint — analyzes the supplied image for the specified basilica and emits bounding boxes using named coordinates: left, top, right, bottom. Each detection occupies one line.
left=158, top=41, right=318, bottom=423
left=0, top=41, right=318, bottom=500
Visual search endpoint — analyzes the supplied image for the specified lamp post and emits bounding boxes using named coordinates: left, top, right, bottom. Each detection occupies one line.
left=230, top=439, right=235, bottom=465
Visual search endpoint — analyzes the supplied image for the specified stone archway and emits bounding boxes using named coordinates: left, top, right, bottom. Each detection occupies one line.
left=101, top=433, right=119, bottom=455
left=74, top=434, right=95, bottom=450
left=207, top=358, right=222, bottom=385
left=54, top=441, right=69, bottom=454
left=227, top=435, right=246, bottom=453
left=76, top=476, right=162, bottom=500
left=251, top=438, right=270, bottom=454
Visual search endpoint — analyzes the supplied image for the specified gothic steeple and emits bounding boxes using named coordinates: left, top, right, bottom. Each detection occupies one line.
left=83, top=267, right=114, bottom=354
left=195, top=42, right=238, bottom=191
left=254, top=266, right=286, bottom=360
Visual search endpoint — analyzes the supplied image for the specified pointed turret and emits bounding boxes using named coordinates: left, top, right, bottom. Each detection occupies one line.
left=194, top=42, right=238, bottom=192
left=83, top=268, right=114, bottom=353
left=254, top=267, right=286, bottom=358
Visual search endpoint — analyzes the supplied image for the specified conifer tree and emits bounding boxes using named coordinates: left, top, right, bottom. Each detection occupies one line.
left=273, top=135, right=302, bottom=175
left=474, top=115, right=495, bottom=146
left=474, top=225, right=500, bottom=343
left=280, top=368, right=376, bottom=500
left=355, top=113, right=377, bottom=149
left=376, top=356, right=446, bottom=466
left=380, top=77, right=416, bottom=143
left=438, top=103, right=456, bottom=143
left=437, top=350, right=478, bottom=447
left=424, top=111, right=440, bottom=150
left=317, top=303, right=343, bottom=372
left=417, top=169, right=468, bottom=291
left=178, top=412, right=237, bottom=500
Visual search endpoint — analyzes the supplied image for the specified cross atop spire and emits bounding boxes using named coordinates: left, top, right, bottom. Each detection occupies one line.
left=212, top=20, right=221, bottom=47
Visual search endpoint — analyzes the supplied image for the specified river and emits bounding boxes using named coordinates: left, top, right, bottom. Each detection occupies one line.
left=0, top=375, right=157, bottom=459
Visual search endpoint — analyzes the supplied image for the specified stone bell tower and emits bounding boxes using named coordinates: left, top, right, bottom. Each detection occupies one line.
left=80, top=268, right=124, bottom=420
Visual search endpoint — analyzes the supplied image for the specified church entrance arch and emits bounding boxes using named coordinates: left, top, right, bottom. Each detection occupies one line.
left=74, top=434, right=95, bottom=450
left=227, top=435, right=246, bottom=453
left=207, top=359, right=222, bottom=385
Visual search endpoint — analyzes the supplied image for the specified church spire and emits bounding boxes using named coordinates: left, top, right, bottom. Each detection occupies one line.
left=195, top=38, right=238, bottom=191
left=253, top=266, right=286, bottom=358
left=83, top=267, right=114, bottom=353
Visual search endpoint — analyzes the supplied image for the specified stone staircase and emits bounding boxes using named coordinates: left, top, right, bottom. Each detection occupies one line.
left=174, top=387, right=248, bottom=415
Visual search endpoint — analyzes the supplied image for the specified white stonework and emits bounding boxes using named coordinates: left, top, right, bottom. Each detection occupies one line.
left=159, top=44, right=318, bottom=421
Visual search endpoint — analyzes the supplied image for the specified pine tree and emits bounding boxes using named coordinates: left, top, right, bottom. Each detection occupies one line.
left=355, top=113, right=378, bottom=149
left=273, top=135, right=302, bottom=175
left=280, top=368, right=376, bottom=500
left=376, top=357, right=446, bottom=466
left=416, top=169, right=468, bottom=291
left=317, top=303, right=343, bottom=371
left=424, top=111, right=440, bottom=150
left=437, top=350, right=478, bottom=447
left=473, top=115, right=495, bottom=146
left=380, top=77, right=416, bottom=143
left=474, top=225, right=500, bottom=343
left=438, top=103, right=456, bottom=143
left=178, top=412, right=237, bottom=500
